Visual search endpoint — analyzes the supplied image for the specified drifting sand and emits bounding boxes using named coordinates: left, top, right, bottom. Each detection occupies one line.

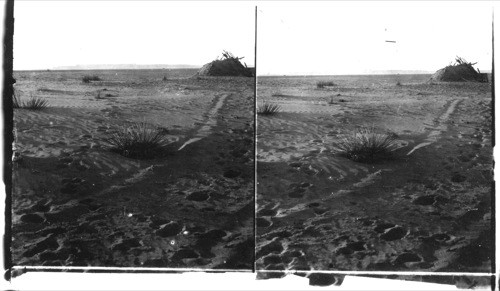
left=256, top=75, right=492, bottom=285
left=12, top=69, right=254, bottom=269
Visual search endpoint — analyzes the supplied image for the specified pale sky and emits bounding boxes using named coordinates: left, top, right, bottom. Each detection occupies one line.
left=258, top=2, right=494, bottom=75
left=13, top=1, right=495, bottom=74
left=14, top=1, right=256, bottom=70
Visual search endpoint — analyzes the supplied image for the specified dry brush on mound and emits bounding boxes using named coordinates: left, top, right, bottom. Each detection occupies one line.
left=197, top=50, right=254, bottom=77
left=431, top=56, right=488, bottom=82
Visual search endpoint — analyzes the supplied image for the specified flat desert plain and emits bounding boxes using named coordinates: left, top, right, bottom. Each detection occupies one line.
left=256, top=74, right=492, bottom=274
left=11, top=69, right=254, bottom=269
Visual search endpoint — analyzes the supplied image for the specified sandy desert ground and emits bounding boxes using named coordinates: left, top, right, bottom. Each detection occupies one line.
left=256, top=74, right=493, bottom=282
left=11, top=69, right=254, bottom=269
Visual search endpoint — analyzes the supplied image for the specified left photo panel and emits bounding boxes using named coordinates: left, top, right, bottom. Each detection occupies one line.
left=10, top=2, right=255, bottom=270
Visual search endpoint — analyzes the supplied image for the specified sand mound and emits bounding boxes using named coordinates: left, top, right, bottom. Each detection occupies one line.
left=431, top=57, right=488, bottom=82
left=198, top=51, right=254, bottom=77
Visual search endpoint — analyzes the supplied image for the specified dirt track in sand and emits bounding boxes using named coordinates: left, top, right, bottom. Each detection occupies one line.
left=12, top=70, right=254, bottom=269
left=256, top=75, right=492, bottom=276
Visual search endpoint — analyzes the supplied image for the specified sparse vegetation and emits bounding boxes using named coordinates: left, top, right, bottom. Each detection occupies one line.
left=317, top=81, right=336, bottom=89
left=105, top=122, right=171, bottom=159
left=335, top=127, right=398, bottom=163
left=82, top=75, right=101, bottom=83
left=257, top=102, right=281, bottom=115
left=13, top=91, right=49, bottom=110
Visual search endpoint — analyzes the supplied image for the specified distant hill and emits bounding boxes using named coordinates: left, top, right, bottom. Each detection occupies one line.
left=363, top=70, right=434, bottom=75
left=52, top=64, right=200, bottom=70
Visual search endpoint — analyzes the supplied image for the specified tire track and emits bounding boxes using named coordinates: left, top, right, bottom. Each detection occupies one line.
left=177, top=93, right=230, bottom=151
left=407, top=99, right=461, bottom=155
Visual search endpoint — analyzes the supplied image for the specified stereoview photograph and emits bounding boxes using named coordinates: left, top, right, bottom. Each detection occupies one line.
left=10, top=2, right=255, bottom=270
left=255, top=4, right=493, bottom=285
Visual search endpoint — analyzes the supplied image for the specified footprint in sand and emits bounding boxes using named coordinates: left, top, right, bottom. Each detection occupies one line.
left=373, top=222, right=396, bottom=233
left=194, top=229, right=227, bottom=258
left=335, top=241, right=367, bottom=255
left=312, top=208, right=329, bottom=215
left=186, top=191, right=211, bottom=202
left=171, top=248, right=200, bottom=261
left=155, top=221, right=183, bottom=237
left=380, top=226, right=408, bottom=241
left=257, top=209, right=278, bottom=217
left=20, top=213, right=45, bottom=224
left=413, top=195, right=437, bottom=206
left=111, top=238, right=142, bottom=252
left=288, top=188, right=306, bottom=198
left=262, top=254, right=283, bottom=265
left=394, top=252, right=422, bottom=265
left=223, top=169, right=241, bottom=179
left=289, top=162, right=302, bottom=168
left=45, top=204, right=91, bottom=223
left=420, top=233, right=453, bottom=245
left=256, top=217, right=273, bottom=228
left=23, top=234, right=59, bottom=257
left=256, top=239, right=284, bottom=259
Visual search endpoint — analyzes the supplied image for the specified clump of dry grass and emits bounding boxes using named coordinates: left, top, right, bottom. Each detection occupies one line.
left=105, top=122, right=171, bottom=159
left=13, top=91, right=49, bottom=110
left=82, top=75, right=101, bottom=83
left=335, top=127, right=398, bottom=163
left=257, top=102, right=281, bottom=115
left=317, top=81, right=336, bottom=88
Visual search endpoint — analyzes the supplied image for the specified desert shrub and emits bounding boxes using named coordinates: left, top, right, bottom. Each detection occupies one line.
left=82, top=75, right=101, bottom=83
left=105, top=122, right=171, bottom=159
left=317, top=81, right=336, bottom=88
left=257, top=102, right=281, bottom=115
left=24, top=96, right=49, bottom=109
left=335, top=127, right=398, bottom=163
left=13, top=91, right=49, bottom=110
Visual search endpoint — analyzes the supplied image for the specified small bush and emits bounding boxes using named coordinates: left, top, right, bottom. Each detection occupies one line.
left=13, top=91, right=49, bottom=110
left=24, top=96, right=49, bottom=109
left=257, top=102, right=281, bottom=115
left=317, top=81, right=336, bottom=88
left=82, top=75, right=101, bottom=83
left=396, top=81, right=402, bottom=86
left=105, top=122, right=171, bottom=159
left=335, top=127, right=398, bottom=163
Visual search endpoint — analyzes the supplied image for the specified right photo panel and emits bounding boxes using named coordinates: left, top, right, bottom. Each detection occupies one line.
left=255, top=2, right=493, bottom=284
